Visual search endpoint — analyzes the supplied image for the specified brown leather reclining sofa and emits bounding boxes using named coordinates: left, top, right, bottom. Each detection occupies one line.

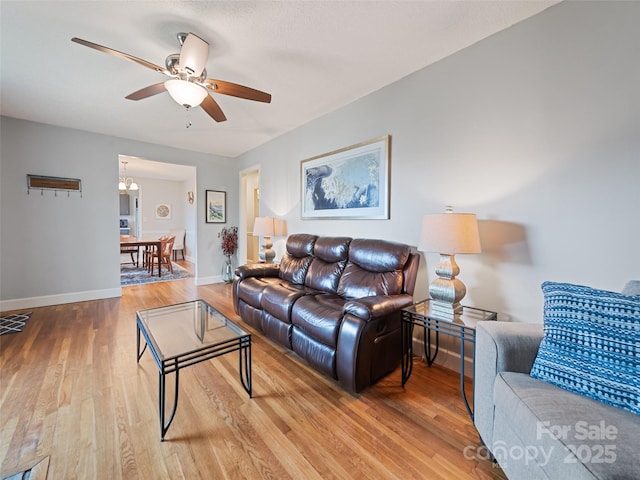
left=232, top=234, right=419, bottom=393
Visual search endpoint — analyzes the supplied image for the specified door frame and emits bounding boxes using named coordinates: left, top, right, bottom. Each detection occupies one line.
left=239, top=166, right=260, bottom=265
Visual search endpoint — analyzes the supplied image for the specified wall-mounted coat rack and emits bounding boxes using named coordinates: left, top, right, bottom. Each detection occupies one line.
left=27, top=174, right=82, bottom=197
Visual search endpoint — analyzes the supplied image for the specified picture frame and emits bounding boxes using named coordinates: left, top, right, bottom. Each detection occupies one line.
left=206, top=190, right=226, bottom=223
left=301, top=135, right=390, bottom=220
left=155, top=203, right=171, bottom=219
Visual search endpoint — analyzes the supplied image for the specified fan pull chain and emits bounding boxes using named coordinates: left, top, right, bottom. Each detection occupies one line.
left=185, top=107, right=192, bottom=129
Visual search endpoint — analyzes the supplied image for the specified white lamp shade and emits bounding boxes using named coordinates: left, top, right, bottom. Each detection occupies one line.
left=418, top=213, right=481, bottom=254
left=253, top=216, right=275, bottom=236
left=118, top=181, right=127, bottom=191
left=164, top=79, right=208, bottom=107
left=273, top=219, right=288, bottom=237
left=128, top=181, right=139, bottom=191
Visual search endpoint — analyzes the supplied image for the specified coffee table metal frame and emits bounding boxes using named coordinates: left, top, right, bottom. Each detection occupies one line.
left=401, top=299, right=497, bottom=419
left=136, top=300, right=252, bottom=441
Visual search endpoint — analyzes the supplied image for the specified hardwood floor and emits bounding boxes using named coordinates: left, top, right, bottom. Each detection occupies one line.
left=0, top=276, right=505, bottom=479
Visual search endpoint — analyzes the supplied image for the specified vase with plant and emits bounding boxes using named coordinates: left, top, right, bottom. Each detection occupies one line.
left=218, top=226, right=238, bottom=283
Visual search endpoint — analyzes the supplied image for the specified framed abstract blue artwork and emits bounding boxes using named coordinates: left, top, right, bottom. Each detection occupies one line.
left=301, top=135, right=390, bottom=220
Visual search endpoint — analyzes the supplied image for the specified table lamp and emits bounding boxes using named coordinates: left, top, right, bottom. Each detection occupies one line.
left=418, top=207, right=481, bottom=319
left=253, top=216, right=275, bottom=263
left=274, top=218, right=288, bottom=238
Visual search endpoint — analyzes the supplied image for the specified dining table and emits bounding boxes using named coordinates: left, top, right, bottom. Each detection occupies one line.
left=120, top=235, right=163, bottom=277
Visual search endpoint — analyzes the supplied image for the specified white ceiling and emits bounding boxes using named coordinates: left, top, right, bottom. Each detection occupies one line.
left=1, top=1, right=558, bottom=159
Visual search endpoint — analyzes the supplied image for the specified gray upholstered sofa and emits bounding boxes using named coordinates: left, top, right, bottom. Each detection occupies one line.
left=233, top=234, right=419, bottom=393
left=474, top=281, right=640, bottom=479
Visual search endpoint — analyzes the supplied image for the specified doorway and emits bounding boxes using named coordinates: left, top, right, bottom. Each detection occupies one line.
left=239, top=167, right=260, bottom=265
left=118, top=154, right=198, bottom=268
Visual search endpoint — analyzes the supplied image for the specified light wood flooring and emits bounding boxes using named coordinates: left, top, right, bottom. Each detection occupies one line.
left=1, top=267, right=505, bottom=479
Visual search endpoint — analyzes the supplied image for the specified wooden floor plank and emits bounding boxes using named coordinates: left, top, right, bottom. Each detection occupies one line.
left=1, top=264, right=505, bottom=479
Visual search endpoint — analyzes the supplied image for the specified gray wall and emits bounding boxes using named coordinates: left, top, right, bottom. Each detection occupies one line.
left=236, top=1, right=640, bottom=323
left=0, top=118, right=236, bottom=309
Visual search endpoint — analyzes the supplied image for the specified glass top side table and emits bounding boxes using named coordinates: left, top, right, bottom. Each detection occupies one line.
left=136, top=299, right=252, bottom=440
left=401, top=299, right=497, bottom=419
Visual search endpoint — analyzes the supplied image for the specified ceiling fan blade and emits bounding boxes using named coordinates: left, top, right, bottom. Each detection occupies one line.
left=179, top=33, right=209, bottom=77
left=200, top=95, right=227, bottom=122
left=125, top=83, right=167, bottom=101
left=204, top=79, right=272, bottom=103
left=71, top=37, right=169, bottom=75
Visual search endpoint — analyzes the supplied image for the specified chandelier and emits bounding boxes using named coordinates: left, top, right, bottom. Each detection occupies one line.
left=119, top=161, right=139, bottom=192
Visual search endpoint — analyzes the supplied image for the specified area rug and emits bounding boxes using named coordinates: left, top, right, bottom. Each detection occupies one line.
left=2, top=455, right=49, bottom=480
left=0, top=312, right=32, bottom=336
left=120, top=262, right=191, bottom=286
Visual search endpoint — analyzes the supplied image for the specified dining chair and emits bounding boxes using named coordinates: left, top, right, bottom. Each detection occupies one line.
left=144, top=235, right=167, bottom=270
left=148, top=236, right=175, bottom=275
left=169, top=229, right=186, bottom=261
left=120, top=245, right=139, bottom=266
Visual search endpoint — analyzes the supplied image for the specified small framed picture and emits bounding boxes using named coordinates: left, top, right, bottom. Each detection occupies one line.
left=155, top=203, right=171, bottom=219
left=206, top=190, right=226, bottom=223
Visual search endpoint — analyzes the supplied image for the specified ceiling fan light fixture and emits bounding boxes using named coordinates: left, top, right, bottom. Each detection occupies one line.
left=72, top=34, right=271, bottom=123
left=164, top=79, right=208, bottom=108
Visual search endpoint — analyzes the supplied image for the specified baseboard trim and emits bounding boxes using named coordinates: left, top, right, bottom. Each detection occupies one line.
left=195, top=275, right=222, bottom=286
left=0, top=288, right=122, bottom=312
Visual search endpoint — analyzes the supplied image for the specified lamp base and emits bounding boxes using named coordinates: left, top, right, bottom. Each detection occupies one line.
left=429, top=300, right=463, bottom=320
left=259, top=236, right=275, bottom=263
left=428, top=253, right=467, bottom=320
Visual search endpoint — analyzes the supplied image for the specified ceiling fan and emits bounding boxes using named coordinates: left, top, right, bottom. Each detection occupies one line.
left=71, top=32, right=271, bottom=123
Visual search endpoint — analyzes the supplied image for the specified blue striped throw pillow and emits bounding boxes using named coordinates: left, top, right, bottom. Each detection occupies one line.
left=531, top=281, right=640, bottom=415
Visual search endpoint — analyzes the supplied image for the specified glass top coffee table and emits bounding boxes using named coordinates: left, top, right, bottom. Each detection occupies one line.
left=136, top=299, right=252, bottom=441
